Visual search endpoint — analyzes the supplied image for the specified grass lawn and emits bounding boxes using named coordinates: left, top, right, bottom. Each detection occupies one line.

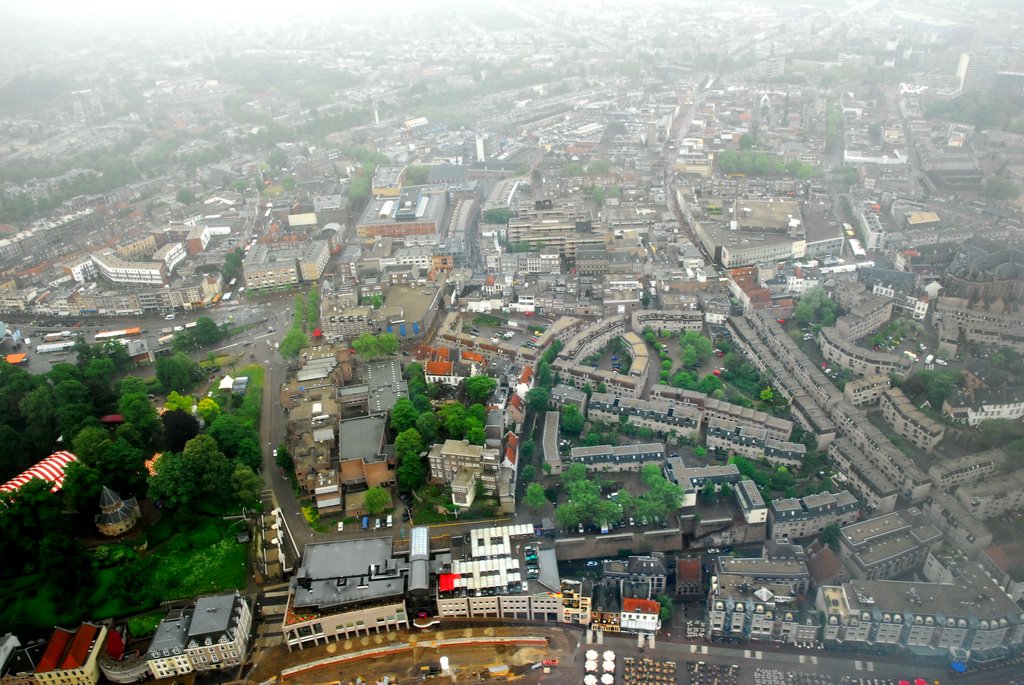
left=128, top=611, right=165, bottom=639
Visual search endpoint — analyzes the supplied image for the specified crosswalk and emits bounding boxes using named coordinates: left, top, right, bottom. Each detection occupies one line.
left=853, top=660, right=875, bottom=671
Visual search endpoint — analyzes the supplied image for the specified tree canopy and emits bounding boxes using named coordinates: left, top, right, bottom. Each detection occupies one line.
left=351, top=332, right=399, bottom=359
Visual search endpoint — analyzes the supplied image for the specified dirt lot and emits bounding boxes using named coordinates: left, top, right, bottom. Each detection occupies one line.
left=248, top=624, right=582, bottom=685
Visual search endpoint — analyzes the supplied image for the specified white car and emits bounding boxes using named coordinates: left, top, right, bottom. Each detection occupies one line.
left=337, top=521, right=344, bottom=533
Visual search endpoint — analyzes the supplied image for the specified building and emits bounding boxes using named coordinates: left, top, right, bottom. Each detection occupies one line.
left=620, top=598, right=661, bottom=635
left=243, top=244, right=300, bottom=289
left=943, top=387, right=1024, bottom=427
left=818, top=326, right=911, bottom=377
left=927, top=449, right=1007, bottom=490
left=427, top=439, right=501, bottom=508
left=356, top=185, right=449, bottom=241
left=676, top=558, right=704, bottom=598
left=587, top=393, right=701, bottom=440
left=735, top=479, right=768, bottom=527
left=33, top=623, right=106, bottom=685
left=94, top=486, right=141, bottom=536
left=979, top=543, right=1024, bottom=603
left=817, top=564, right=1024, bottom=660
left=834, top=294, right=893, bottom=342
left=90, top=251, right=165, bottom=286
left=184, top=593, right=252, bottom=672
left=838, top=510, right=943, bottom=580
left=955, top=472, right=1024, bottom=520
left=843, top=375, right=891, bottom=407
left=566, top=443, right=664, bottom=471
left=146, top=610, right=191, bottom=679
left=436, top=524, right=563, bottom=621
left=707, top=574, right=818, bottom=644
left=284, top=537, right=415, bottom=650
left=769, top=491, right=860, bottom=541
left=879, top=388, right=945, bottom=453
left=602, top=554, right=668, bottom=595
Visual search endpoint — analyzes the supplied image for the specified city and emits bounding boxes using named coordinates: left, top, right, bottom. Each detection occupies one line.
left=0, top=1, right=1023, bottom=685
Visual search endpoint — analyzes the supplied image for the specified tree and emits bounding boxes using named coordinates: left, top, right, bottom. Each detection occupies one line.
left=657, top=594, right=674, bottom=622
left=395, top=428, right=427, bottom=491
left=562, top=463, right=588, bottom=484
left=482, top=208, right=513, bottom=224
left=192, top=317, right=223, bottom=345
left=223, top=248, right=244, bottom=280
left=19, top=384, right=57, bottom=459
left=820, top=522, right=841, bottom=552
left=520, top=464, right=536, bottom=483
left=231, top=463, right=263, bottom=505
left=164, top=391, right=194, bottom=413
left=118, top=392, right=160, bottom=442
left=390, top=398, right=420, bottom=434
left=466, top=422, right=487, bottom=446
left=267, top=148, right=289, bottom=170
left=208, top=414, right=260, bottom=463
left=694, top=446, right=708, bottom=458
left=279, top=326, right=309, bottom=358
left=73, top=426, right=112, bottom=466
left=148, top=434, right=233, bottom=508
left=592, top=186, right=605, bottom=206
left=701, top=481, right=717, bottom=503
left=439, top=403, right=467, bottom=438
left=162, top=408, right=200, bottom=452
left=587, top=159, right=611, bottom=174
left=351, top=332, right=399, bottom=359
left=61, top=460, right=102, bottom=512
left=364, top=486, right=390, bottom=515
left=525, top=387, right=551, bottom=413
left=405, top=165, right=431, bottom=185
left=524, top=482, right=548, bottom=512
left=465, top=376, right=498, bottom=404
left=275, top=443, right=294, bottom=470
left=155, top=353, right=198, bottom=393
left=679, top=331, right=713, bottom=370
left=197, top=397, right=222, bottom=424
left=415, top=412, right=438, bottom=444
left=176, top=188, right=197, bottom=205
left=793, top=287, right=837, bottom=326
left=560, top=405, right=585, bottom=436
left=760, top=386, right=775, bottom=403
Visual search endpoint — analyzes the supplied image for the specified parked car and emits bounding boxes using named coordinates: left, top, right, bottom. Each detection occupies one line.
left=337, top=521, right=344, bottom=533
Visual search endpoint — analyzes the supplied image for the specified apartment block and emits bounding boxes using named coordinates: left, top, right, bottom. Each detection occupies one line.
left=818, top=327, right=912, bottom=377
left=817, top=565, right=1024, bottom=656
left=838, top=510, right=943, bottom=580
left=428, top=439, right=501, bottom=507
left=834, top=294, right=893, bottom=342
left=843, top=375, right=891, bottom=407
left=879, top=388, right=945, bottom=453
left=567, top=443, right=664, bottom=471
left=769, top=491, right=860, bottom=541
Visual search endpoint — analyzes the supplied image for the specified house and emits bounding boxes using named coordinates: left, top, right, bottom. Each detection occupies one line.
left=34, top=623, right=107, bottom=685
left=95, top=486, right=141, bottom=536
left=184, top=593, right=252, bottom=672
left=620, top=598, right=661, bottom=634
left=675, top=558, right=704, bottom=598
left=515, top=366, right=535, bottom=398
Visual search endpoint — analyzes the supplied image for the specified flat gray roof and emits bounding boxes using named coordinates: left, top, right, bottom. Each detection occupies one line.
left=339, top=415, right=385, bottom=462
left=294, top=538, right=405, bottom=610
left=189, top=593, right=239, bottom=638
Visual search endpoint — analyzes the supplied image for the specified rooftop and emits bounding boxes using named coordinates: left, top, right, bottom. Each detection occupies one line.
left=339, top=416, right=386, bottom=463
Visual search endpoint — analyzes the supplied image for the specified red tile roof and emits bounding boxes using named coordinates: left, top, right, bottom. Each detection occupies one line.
left=425, top=361, right=453, bottom=376
left=621, top=598, right=660, bottom=615
left=676, top=558, right=702, bottom=582
left=462, top=351, right=485, bottom=364
left=61, top=623, right=99, bottom=670
left=519, top=366, right=534, bottom=384
left=435, top=348, right=450, bottom=361
left=37, top=628, right=73, bottom=673
left=509, top=394, right=525, bottom=410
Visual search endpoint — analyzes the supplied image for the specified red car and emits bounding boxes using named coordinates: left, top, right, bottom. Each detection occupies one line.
left=542, top=660, right=559, bottom=667
left=776, top=318, right=786, bottom=324
left=712, top=369, right=722, bottom=376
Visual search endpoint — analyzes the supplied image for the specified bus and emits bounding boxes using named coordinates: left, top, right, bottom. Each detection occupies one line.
left=843, top=222, right=855, bottom=238
left=228, top=278, right=237, bottom=288
left=94, top=327, right=141, bottom=342
left=222, top=291, right=233, bottom=302
left=849, top=238, right=867, bottom=258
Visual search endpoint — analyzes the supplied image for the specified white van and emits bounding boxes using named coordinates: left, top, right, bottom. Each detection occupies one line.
left=164, top=313, right=176, bottom=320
left=386, top=514, right=393, bottom=528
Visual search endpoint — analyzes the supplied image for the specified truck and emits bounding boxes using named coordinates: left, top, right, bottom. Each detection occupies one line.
left=43, top=331, right=70, bottom=342
left=904, top=350, right=919, bottom=362
left=158, top=334, right=175, bottom=346
left=37, top=341, right=76, bottom=354
left=924, top=354, right=935, bottom=365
